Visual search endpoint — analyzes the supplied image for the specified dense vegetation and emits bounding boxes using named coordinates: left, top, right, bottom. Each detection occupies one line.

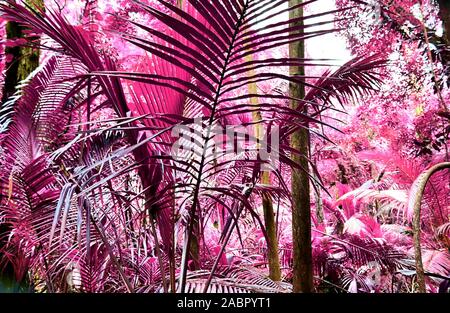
left=0, top=0, right=448, bottom=293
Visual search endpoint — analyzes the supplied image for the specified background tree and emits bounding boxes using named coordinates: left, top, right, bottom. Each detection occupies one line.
left=289, top=0, right=314, bottom=293
left=1, top=0, right=43, bottom=103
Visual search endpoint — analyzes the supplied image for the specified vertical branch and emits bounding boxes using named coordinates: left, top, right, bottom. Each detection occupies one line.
left=289, top=0, right=314, bottom=293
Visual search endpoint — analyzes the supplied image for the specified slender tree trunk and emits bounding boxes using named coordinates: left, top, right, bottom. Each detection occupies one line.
left=262, top=188, right=281, bottom=280
left=188, top=218, right=201, bottom=270
left=289, top=0, right=314, bottom=293
left=1, top=0, right=43, bottom=103
left=411, top=162, right=450, bottom=293
left=245, top=52, right=281, bottom=281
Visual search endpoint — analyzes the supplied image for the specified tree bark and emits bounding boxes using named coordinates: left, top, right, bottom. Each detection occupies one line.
left=411, top=162, right=450, bottom=293
left=238, top=18, right=282, bottom=279
left=289, top=0, right=314, bottom=293
left=262, top=189, right=281, bottom=281
left=245, top=50, right=281, bottom=280
left=188, top=218, right=201, bottom=270
left=1, top=0, right=43, bottom=103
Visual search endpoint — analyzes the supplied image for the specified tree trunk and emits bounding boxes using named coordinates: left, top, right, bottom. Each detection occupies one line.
left=188, top=218, right=201, bottom=270
left=411, top=162, right=450, bottom=293
left=238, top=20, right=282, bottom=279
left=289, top=0, right=314, bottom=293
left=1, top=0, right=43, bottom=103
left=262, top=188, right=281, bottom=281
left=244, top=51, right=281, bottom=280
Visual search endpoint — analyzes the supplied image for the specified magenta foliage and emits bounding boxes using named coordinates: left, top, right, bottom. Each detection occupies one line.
left=0, top=0, right=448, bottom=294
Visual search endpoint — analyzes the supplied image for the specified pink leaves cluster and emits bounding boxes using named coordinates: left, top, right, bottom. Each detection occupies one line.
left=330, top=0, right=448, bottom=159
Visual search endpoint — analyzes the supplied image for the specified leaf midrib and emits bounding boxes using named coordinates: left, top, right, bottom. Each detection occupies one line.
left=178, top=0, right=251, bottom=293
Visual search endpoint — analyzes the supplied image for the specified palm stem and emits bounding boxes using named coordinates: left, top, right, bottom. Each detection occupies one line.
left=289, top=0, right=314, bottom=293
left=244, top=49, right=281, bottom=281
left=411, top=162, right=450, bottom=293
